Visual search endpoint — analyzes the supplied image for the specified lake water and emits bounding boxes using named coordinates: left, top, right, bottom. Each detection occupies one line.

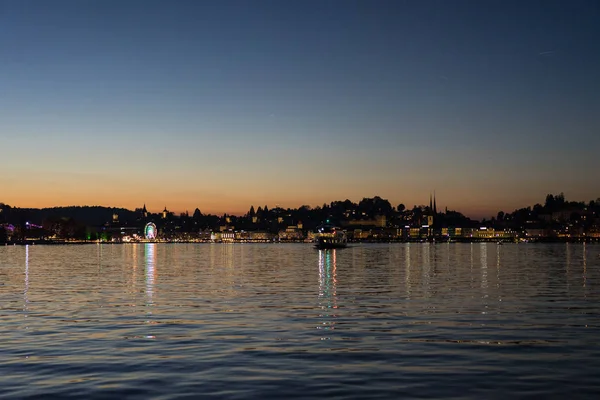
left=1, top=243, right=599, bottom=399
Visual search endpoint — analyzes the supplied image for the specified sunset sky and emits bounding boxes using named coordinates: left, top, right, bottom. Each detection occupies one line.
left=1, top=0, right=599, bottom=218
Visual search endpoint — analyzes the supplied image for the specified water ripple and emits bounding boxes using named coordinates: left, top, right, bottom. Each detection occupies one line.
left=1, top=243, right=599, bottom=398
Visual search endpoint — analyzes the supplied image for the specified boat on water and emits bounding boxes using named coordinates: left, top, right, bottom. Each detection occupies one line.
left=314, top=224, right=347, bottom=249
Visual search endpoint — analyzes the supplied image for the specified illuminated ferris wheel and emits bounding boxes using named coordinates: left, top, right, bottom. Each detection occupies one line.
left=145, top=222, right=157, bottom=240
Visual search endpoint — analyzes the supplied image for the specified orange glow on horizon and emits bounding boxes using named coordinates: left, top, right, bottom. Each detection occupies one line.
left=2, top=169, right=597, bottom=220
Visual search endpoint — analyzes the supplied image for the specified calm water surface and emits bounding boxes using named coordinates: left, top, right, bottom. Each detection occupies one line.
left=1, top=243, right=599, bottom=399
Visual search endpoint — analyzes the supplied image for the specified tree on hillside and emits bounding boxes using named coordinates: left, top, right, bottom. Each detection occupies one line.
left=544, top=193, right=566, bottom=213
left=357, top=196, right=393, bottom=218
left=193, top=208, right=202, bottom=220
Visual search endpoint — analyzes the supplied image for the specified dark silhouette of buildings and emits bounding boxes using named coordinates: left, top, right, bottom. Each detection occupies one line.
left=1, top=193, right=599, bottom=244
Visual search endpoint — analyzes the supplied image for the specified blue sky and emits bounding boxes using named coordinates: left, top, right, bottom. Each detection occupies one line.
left=1, top=0, right=599, bottom=217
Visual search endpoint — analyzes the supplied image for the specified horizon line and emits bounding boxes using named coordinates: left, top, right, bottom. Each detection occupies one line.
left=2, top=193, right=597, bottom=221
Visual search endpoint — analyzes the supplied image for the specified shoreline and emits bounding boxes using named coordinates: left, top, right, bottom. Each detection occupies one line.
left=3, top=238, right=599, bottom=246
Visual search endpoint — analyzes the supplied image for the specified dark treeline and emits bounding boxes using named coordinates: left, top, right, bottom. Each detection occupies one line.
left=0, top=205, right=138, bottom=227
left=488, top=193, right=600, bottom=231
left=0, top=196, right=472, bottom=233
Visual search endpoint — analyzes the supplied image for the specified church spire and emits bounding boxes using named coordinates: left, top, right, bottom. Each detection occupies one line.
left=433, top=191, right=437, bottom=214
left=429, top=193, right=433, bottom=212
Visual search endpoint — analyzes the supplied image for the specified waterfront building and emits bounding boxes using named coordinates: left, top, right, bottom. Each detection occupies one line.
left=198, top=229, right=212, bottom=241
left=409, top=227, right=421, bottom=239
left=525, top=228, right=549, bottom=238
left=472, top=228, right=516, bottom=240
left=278, top=226, right=304, bottom=241
left=235, top=231, right=275, bottom=242
left=588, top=227, right=600, bottom=238
left=353, top=229, right=372, bottom=240
left=221, top=231, right=235, bottom=242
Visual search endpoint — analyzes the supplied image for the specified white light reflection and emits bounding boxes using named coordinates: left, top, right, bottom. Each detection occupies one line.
left=470, top=243, right=474, bottom=287
left=24, top=245, right=29, bottom=316
left=143, top=243, right=157, bottom=339
left=422, top=243, right=431, bottom=297
left=405, top=244, right=411, bottom=299
left=480, top=243, right=488, bottom=314
left=317, top=249, right=338, bottom=337
left=145, top=243, right=156, bottom=307
left=496, top=243, right=502, bottom=301
left=481, top=243, right=488, bottom=287
left=131, top=244, right=138, bottom=295
left=497, top=243, right=501, bottom=269
left=583, top=243, right=587, bottom=290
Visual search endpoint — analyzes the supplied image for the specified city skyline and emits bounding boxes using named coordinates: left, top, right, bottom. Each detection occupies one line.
left=2, top=191, right=599, bottom=222
left=2, top=0, right=599, bottom=219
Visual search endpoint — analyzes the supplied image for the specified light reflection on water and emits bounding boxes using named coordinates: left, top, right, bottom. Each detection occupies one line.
left=318, top=250, right=337, bottom=336
left=144, top=244, right=156, bottom=340
left=145, top=243, right=156, bottom=306
left=0, top=243, right=599, bottom=399
left=24, top=245, right=29, bottom=329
